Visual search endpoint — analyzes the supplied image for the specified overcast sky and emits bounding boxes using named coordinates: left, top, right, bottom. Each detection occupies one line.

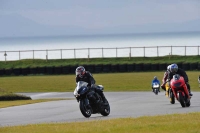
left=0, top=0, right=200, bottom=37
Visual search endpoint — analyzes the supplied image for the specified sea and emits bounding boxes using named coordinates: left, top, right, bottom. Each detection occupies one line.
left=0, top=32, right=200, bottom=61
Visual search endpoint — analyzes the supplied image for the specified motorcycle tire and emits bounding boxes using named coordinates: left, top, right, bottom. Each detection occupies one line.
left=170, top=91, right=175, bottom=104
left=178, top=92, right=186, bottom=107
left=186, top=100, right=191, bottom=107
left=79, top=100, right=92, bottom=118
left=154, top=89, right=158, bottom=95
left=100, top=99, right=110, bottom=116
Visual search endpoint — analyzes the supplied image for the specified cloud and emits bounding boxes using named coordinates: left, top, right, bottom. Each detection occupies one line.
left=0, top=0, right=200, bottom=37
left=15, top=1, right=200, bottom=28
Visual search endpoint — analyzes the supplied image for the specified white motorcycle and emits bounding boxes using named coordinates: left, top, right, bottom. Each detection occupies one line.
left=152, top=82, right=160, bottom=95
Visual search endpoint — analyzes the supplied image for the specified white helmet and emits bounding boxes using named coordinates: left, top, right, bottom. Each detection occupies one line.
left=167, top=65, right=171, bottom=70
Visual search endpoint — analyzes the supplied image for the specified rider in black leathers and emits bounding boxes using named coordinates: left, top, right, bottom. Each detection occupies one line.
left=161, top=63, right=193, bottom=96
left=75, top=66, right=107, bottom=103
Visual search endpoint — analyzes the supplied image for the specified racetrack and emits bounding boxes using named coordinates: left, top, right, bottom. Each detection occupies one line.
left=0, top=92, right=200, bottom=127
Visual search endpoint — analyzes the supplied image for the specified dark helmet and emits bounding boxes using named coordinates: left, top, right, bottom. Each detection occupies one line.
left=173, top=74, right=180, bottom=80
left=170, top=64, right=178, bottom=74
left=75, top=66, right=85, bottom=77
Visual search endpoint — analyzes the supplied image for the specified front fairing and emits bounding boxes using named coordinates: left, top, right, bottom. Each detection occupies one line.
left=152, top=82, right=159, bottom=88
left=74, top=81, right=89, bottom=98
left=170, top=76, right=185, bottom=90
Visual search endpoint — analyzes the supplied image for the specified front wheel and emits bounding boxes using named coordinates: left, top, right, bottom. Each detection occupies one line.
left=79, top=100, right=92, bottom=118
left=154, top=89, right=158, bottom=95
left=186, top=100, right=191, bottom=107
left=178, top=92, right=186, bottom=107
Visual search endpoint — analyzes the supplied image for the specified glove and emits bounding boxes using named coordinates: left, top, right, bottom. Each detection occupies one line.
left=161, top=84, right=166, bottom=91
left=91, top=84, right=95, bottom=88
left=75, top=96, right=80, bottom=102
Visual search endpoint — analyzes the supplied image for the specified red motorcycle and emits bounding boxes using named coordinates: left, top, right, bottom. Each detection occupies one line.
left=170, top=74, right=191, bottom=107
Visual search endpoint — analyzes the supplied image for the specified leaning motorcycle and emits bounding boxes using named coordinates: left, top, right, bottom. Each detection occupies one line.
left=74, top=81, right=110, bottom=118
left=170, top=74, right=191, bottom=107
left=152, top=82, right=160, bottom=95
left=165, top=80, right=175, bottom=104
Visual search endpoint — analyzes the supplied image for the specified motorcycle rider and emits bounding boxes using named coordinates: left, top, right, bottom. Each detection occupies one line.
left=151, top=76, right=160, bottom=92
left=198, top=75, right=200, bottom=88
left=161, top=64, right=171, bottom=91
left=75, top=66, right=107, bottom=104
left=161, top=63, right=193, bottom=96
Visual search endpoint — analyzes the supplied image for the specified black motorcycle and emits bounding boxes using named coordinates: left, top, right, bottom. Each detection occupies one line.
left=74, top=81, right=110, bottom=118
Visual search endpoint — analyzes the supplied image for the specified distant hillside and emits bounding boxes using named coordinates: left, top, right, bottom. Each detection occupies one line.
left=0, top=14, right=200, bottom=38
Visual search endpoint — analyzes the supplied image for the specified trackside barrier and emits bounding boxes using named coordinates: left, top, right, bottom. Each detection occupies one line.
left=1, top=46, right=200, bottom=61
left=127, top=64, right=135, bottom=72
left=0, top=62, right=199, bottom=76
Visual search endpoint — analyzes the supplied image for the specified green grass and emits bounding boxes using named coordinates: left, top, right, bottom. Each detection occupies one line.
left=0, top=56, right=199, bottom=131
left=0, top=88, right=31, bottom=101
left=0, top=71, right=199, bottom=93
left=0, top=71, right=200, bottom=132
left=0, top=55, right=200, bottom=69
left=0, top=99, right=72, bottom=108
left=0, top=112, right=200, bottom=133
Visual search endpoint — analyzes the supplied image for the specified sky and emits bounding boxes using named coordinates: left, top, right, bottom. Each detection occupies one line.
left=0, top=0, right=200, bottom=38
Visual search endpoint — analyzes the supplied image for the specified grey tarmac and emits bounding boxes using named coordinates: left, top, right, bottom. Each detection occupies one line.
left=0, top=92, right=200, bottom=127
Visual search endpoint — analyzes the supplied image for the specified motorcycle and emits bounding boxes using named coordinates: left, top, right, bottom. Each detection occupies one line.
left=165, top=80, right=175, bottom=104
left=170, top=74, right=191, bottom=107
left=152, top=82, right=160, bottom=95
left=74, top=81, right=110, bottom=118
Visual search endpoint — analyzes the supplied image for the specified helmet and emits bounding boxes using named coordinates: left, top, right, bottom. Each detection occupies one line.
left=154, top=76, right=157, bottom=80
left=167, top=65, right=171, bottom=70
left=75, top=66, right=85, bottom=77
left=169, top=64, right=178, bottom=74
left=173, top=74, right=180, bottom=80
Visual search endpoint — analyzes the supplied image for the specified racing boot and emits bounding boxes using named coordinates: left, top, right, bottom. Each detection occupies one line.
left=188, top=89, right=193, bottom=96
left=186, top=82, right=193, bottom=96
left=165, top=90, right=168, bottom=97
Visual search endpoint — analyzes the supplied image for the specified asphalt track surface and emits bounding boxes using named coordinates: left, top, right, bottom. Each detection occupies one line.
left=0, top=92, right=200, bottom=127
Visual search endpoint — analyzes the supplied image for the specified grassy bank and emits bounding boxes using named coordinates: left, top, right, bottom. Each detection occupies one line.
left=0, top=55, right=200, bottom=69
left=0, top=71, right=199, bottom=93
left=0, top=99, right=72, bottom=108
left=0, top=88, right=31, bottom=101
left=0, top=112, right=200, bottom=133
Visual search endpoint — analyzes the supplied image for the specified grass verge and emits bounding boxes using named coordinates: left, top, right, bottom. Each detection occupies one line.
left=0, top=55, right=200, bottom=69
left=0, top=112, right=200, bottom=133
left=0, top=87, right=73, bottom=108
left=0, top=98, right=72, bottom=108
left=0, top=88, right=31, bottom=101
left=0, top=71, right=199, bottom=92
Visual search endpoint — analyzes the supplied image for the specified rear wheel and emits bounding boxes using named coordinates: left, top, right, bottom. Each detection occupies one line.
left=79, top=100, right=92, bottom=118
left=100, top=99, right=110, bottom=116
left=178, top=92, right=186, bottom=107
left=170, top=90, right=175, bottom=104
